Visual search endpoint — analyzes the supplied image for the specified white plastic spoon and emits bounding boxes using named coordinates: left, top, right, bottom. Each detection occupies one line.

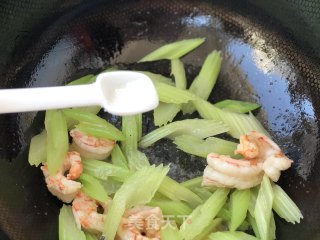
left=0, top=71, right=159, bottom=115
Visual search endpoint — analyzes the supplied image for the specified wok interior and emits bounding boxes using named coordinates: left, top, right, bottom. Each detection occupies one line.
left=0, top=1, right=320, bottom=239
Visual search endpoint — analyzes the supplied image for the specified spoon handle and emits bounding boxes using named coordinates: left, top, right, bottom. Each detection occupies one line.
left=0, top=84, right=101, bottom=114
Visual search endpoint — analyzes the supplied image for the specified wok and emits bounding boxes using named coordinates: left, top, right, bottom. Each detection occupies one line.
left=0, top=0, right=319, bottom=239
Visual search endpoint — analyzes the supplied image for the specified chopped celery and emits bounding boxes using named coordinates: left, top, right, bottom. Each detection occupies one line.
left=248, top=187, right=258, bottom=217
left=83, top=159, right=131, bottom=182
left=111, top=144, right=129, bottom=169
left=125, top=149, right=150, bottom=170
left=100, top=178, right=122, bottom=195
left=158, top=176, right=203, bottom=208
left=154, top=81, right=196, bottom=104
left=161, top=222, right=182, bottom=240
left=194, top=218, right=223, bottom=240
left=139, top=38, right=205, bottom=62
left=217, top=207, right=249, bottom=231
left=84, top=232, right=98, bottom=240
left=79, top=173, right=109, bottom=202
left=174, top=135, right=238, bottom=158
left=214, top=100, right=260, bottom=113
left=171, top=59, right=187, bottom=90
left=181, top=176, right=203, bottom=189
left=28, top=131, right=47, bottom=166
left=154, top=103, right=181, bottom=126
left=59, top=205, right=86, bottom=240
left=208, top=231, right=258, bottom=240
left=67, top=74, right=95, bottom=86
left=136, top=114, right=142, bottom=140
left=76, top=122, right=124, bottom=141
left=254, top=176, right=274, bottom=240
left=269, top=212, right=276, bottom=240
left=272, top=184, right=303, bottom=224
left=148, top=199, right=192, bottom=224
left=45, top=110, right=69, bottom=174
left=192, top=187, right=213, bottom=201
left=139, top=119, right=229, bottom=148
left=182, top=50, right=221, bottom=114
left=248, top=214, right=260, bottom=239
left=138, top=71, right=174, bottom=86
left=230, top=189, right=251, bottom=231
left=103, top=165, right=169, bottom=239
left=179, top=188, right=229, bottom=240
left=194, top=98, right=269, bottom=138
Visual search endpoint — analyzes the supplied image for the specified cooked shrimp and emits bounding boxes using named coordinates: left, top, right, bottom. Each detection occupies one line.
left=72, top=191, right=111, bottom=233
left=235, top=131, right=293, bottom=181
left=117, top=206, right=163, bottom=240
left=202, top=153, right=264, bottom=189
left=70, top=128, right=115, bottom=160
left=41, top=151, right=83, bottom=203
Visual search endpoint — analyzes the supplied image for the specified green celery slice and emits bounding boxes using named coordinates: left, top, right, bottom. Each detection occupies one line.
left=138, top=71, right=174, bottom=86
left=192, top=187, right=213, bottom=201
left=154, top=102, right=181, bottom=126
left=45, top=110, right=69, bottom=174
left=76, top=122, right=124, bottom=141
left=272, top=184, right=303, bottom=224
left=139, top=119, right=229, bottom=148
left=59, top=205, right=86, bottom=240
left=216, top=207, right=249, bottom=231
left=154, top=81, right=196, bottom=104
left=100, top=178, right=122, bottom=195
left=194, top=98, right=269, bottom=138
left=230, top=189, right=251, bottom=231
left=182, top=50, right=221, bottom=114
left=139, top=38, right=205, bottom=62
left=179, top=188, right=229, bottom=240
left=248, top=214, right=260, bottom=239
left=83, top=159, right=131, bottom=182
left=171, top=58, right=187, bottom=89
left=67, top=74, right=95, bottom=86
left=208, top=231, right=258, bottom=240
left=269, top=212, right=276, bottom=240
left=254, top=175, right=274, bottom=240
left=174, top=135, right=238, bottom=158
left=158, top=176, right=203, bottom=208
left=79, top=173, right=109, bottom=202
left=161, top=222, right=182, bottom=240
left=84, top=232, right=98, bottom=240
left=111, top=144, right=129, bottom=169
left=181, top=176, right=203, bottom=189
left=214, top=99, right=260, bottom=113
left=103, top=165, right=169, bottom=239
left=28, top=130, right=47, bottom=166
left=194, top=218, right=223, bottom=240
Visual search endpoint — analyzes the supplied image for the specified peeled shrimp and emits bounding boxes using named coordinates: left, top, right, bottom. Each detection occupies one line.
left=41, top=151, right=83, bottom=203
left=116, top=206, right=163, bottom=240
left=70, top=128, right=115, bottom=160
left=72, top=191, right=111, bottom=233
left=202, top=153, right=264, bottom=189
left=235, top=131, right=293, bottom=181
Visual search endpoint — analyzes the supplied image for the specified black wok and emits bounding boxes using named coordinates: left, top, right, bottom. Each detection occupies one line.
left=0, top=0, right=319, bottom=239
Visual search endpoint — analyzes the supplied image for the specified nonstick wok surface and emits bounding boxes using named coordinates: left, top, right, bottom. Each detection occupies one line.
left=0, top=1, right=320, bottom=239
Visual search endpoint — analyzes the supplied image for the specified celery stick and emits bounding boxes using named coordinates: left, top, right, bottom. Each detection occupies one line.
left=272, top=184, right=303, bottom=224
left=79, top=173, right=109, bottom=202
left=248, top=214, right=260, bottom=239
left=83, top=159, right=131, bottom=182
left=84, top=232, right=98, bottom=240
left=208, top=231, right=258, bottom=240
left=171, top=58, right=187, bottom=89
left=103, top=165, right=169, bottom=239
left=28, top=131, right=47, bottom=166
left=182, top=50, right=221, bottom=114
left=154, top=81, right=196, bottom=104
left=45, top=110, right=69, bottom=174
left=76, top=122, right=124, bottom=141
left=100, top=178, right=122, bottom=195
left=161, top=222, right=182, bottom=240
left=139, top=119, right=229, bottom=148
left=230, top=189, right=251, bottom=231
left=125, top=149, right=150, bottom=170
left=158, top=176, right=203, bottom=208
left=179, top=188, right=229, bottom=240
left=192, top=187, right=213, bottom=201
left=67, top=74, right=95, bottom=86
left=154, top=103, right=181, bottom=126
left=139, top=38, right=205, bottom=62
left=194, top=218, right=223, bottom=240
left=111, top=144, right=129, bottom=169
left=59, top=205, right=86, bottom=240
left=138, top=71, right=174, bottom=86
left=136, top=114, right=142, bottom=140
left=248, top=187, right=258, bottom=217
left=174, top=135, right=238, bottom=158
left=269, top=212, right=276, bottom=240
left=62, top=108, right=109, bottom=127
left=254, top=175, right=274, bottom=240
left=194, top=98, right=269, bottom=138
left=181, top=176, right=203, bottom=189
left=148, top=199, right=192, bottom=224
left=214, top=100, right=260, bottom=113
